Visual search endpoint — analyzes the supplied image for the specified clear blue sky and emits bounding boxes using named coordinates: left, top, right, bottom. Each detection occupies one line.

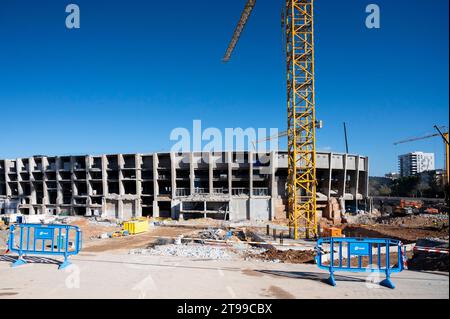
left=0, top=0, right=448, bottom=176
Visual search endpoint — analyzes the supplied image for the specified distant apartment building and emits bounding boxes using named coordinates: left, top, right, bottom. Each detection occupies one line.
left=399, top=152, right=435, bottom=177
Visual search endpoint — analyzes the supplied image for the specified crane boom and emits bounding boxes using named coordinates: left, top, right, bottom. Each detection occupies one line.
left=223, top=0, right=257, bottom=63
left=394, top=133, right=441, bottom=145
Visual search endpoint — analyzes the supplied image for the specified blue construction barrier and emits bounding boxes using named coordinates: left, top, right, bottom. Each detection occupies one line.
left=8, top=223, right=82, bottom=269
left=316, top=237, right=404, bottom=289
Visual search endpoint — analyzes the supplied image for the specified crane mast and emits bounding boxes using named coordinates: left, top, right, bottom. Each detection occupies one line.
left=223, top=0, right=318, bottom=239
left=286, top=0, right=317, bottom=239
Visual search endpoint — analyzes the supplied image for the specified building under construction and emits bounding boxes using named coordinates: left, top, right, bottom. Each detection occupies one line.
left=0, top=151, right=369, bottom=221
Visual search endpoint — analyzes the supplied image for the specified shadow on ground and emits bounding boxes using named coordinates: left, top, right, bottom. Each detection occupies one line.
left=257, top=269, right=366, bottom=285
left=0, top=254, right=61, bottom=266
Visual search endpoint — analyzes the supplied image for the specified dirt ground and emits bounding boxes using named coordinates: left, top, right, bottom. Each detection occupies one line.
left=344, top=224, right=449, bottom=244
left=69, top=218, right=121, bottom=241
left=82, top=227, right=191, bottom=253
left=247, top=249, right=316, bottom=264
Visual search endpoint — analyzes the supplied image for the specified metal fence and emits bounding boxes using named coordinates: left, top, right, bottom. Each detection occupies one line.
left=316, top=237, right=404, bottom=289
left=8, top=223, right=82, bottom=269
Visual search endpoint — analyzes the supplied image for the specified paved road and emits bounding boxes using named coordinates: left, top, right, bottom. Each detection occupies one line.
left=0, top=252, right=448, bottom=299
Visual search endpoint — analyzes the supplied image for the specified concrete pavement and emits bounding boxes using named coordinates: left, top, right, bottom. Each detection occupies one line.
left=0, top=252, right=448, bottom=299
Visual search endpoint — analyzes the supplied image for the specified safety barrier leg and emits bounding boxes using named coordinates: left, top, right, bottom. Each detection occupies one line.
left=380, top=273, right=395, bottom=289
left=58, top=232, right=71, bottom=270
left=58, top=256, right=71, bottom=270
left=326, top=270, right=336, bottom=287
left=379, top=242, right=395, bottom=289
left=12, top=254, right=27, bottom=268
left=326, top=239, right=337, bottom=287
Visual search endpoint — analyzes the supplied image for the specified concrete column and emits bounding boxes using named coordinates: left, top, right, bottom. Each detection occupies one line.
left=17, top=159, right=23, bottom=198
left=227, top=152, right=233, bottom=196
left=341, top=154, right=348, bottom=213
left=269, top=151, right=277, bottom=221
left=136, top=154, right=142, bottom=218
left=355, top=156, right=360, bottom=198
left=56, top=157, right=62, bottom=214
left=5, top=160, right=12, bottom=197
left=118, top=199, right=124, bottom=220
left=328, top=153, right=333, bottom=199
left=70, top=157, right=76, bottom=210
left=189, top=153, right=195, bottom=195
left=170, top=153, right=176, bottom=199
left=341, top=154, right=348, bottom=198
left=209, top=152, right=214, bottom=194
left=365, top=157, right=370, bottom=198
left=153, top=154, right=159, bottom=218
left=249, top=152, right=254, bottom=220
left=118, top=155, right=125, bottom=196
left=249, top=151, right=254, bottom=198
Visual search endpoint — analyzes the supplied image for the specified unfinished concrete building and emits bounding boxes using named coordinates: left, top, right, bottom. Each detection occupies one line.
left=0, top=151, right=369, bottom=221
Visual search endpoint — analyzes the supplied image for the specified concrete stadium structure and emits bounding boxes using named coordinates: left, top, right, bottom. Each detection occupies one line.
left=0, top=151, right=369, bottom=221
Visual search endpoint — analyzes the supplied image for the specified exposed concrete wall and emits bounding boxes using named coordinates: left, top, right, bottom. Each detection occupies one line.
left=0, top=151, right=369, bottom=221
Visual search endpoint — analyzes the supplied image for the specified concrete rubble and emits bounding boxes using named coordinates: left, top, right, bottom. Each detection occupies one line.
left=130, top=244, right=237, bottom=260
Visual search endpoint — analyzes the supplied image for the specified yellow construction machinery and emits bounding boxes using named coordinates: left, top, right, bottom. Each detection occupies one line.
left=224, top=0, right=318, bottom=239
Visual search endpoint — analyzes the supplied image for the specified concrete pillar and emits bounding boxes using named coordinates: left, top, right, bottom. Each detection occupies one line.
left=118, top=199, right=124, bottom=220
left=209, top=152, right=214, bottom=194
left=118, top=155, right=125, bottom=196
left=327, top=153, right=333, bottom=199
left=5, top=160, right=12, bottom=197
left=136, top=154, right=142, bottom=218
left=227, top=152, right=233, bottom=196
left=341, top=154, right=348, bottom=213
left=153, top=154, right=159, bottom=218
left=341, top=154, right=348, bottom=198
left=365, top=157, right=370, bottom=198
left=170, top=153, right=176, bottom=199
left=189, top=153, right=195, bottom=195
left=269, top=151, right=277, bottom=221
left=70, top=157, right=76, bottom=210
left=56, top=157, right=62, bottom=214
left=249, top=151, right=254, bottom=220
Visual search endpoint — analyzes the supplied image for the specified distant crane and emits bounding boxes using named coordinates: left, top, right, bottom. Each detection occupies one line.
left=394, top=126, right=449, bottom=185
left=223, top=0, right=318, bottom=239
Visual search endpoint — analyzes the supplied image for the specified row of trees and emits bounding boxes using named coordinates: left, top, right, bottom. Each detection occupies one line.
left=370, top=171, right=447, bottom=199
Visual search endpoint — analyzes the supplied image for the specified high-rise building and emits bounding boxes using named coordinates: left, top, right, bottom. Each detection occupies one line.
left=399, top=152, right=435, bottom=177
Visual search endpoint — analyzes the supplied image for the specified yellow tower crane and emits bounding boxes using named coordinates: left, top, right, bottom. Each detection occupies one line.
left=223, top=0, right=318, bottom=239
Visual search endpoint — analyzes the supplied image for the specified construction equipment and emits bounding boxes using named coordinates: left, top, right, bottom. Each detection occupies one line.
left=394, top=199, right=423, bottom=216
left=224, top=0, right=318, bottom=239
left=321, top=226, right=343, bottom=238
left=394, top=126, right=449, bottom=185
left=123, top=217, right=149, bottom=235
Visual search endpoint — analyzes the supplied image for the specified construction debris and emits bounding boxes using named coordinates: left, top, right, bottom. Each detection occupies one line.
left=130, top=244, right=236, bottom=260
left=198, top=228, right=229, bottom=241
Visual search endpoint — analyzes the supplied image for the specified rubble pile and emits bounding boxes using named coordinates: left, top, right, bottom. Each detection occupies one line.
left=130, top=244, right=236, bottom=260
left=342, top=210, right=382, bottom=225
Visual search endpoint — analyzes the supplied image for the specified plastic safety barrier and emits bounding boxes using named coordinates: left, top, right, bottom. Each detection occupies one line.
left=8, top=223, right=82, bottom=269
left=316, top=237, right=404, bottom=289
